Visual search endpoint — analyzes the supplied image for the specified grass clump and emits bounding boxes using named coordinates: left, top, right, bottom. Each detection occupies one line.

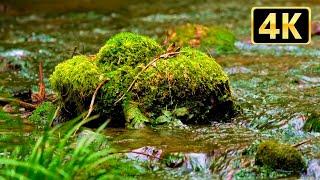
left=255, top=140, right=305, bottom=172
left=96, top=32, right=163, bottom=70
left=28, top=102, right=56, bottom=128
left=167, top=24, right=236, bottom=54
left=0, top=119, right=144, bottom=179
left=303, top=113, right=320, bottom=132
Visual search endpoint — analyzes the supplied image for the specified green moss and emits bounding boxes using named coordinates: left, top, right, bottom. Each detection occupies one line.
left=50, top=55, right=103, bottom=98
left=168, top=24, right=236, bottom=54
left=130, top=47, right=234, bottom=123
left=255, top=140, right=305, bottom=172
left=29, top=102, right=56, bottom=128
left=49, top=55, right=103, bottom=117
left=303, top=113, right=320, bottom=132
left=96, top=32, right=163, bottom=71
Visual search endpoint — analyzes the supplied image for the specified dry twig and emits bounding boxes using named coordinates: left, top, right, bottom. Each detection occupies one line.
left=114, top=47, right=181, bottom=105
left=0, top=97, right=36, bottom=110
left=292, top=138, right=313, bottom=148
left=85, top=79, right=109, bottom=119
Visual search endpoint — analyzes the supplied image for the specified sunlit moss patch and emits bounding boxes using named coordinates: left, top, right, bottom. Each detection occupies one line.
left=166, top=24, right=236, bottom=54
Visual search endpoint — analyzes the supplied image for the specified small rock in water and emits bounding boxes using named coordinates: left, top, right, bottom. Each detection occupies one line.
left=184, top=153, right=212, bottom=171
left=282, top=114, right=306, bottom=131
left=28, top=33, right=56, bottom=43
left=2, top=104, right=14, bottom=113
left=0, top=49, right=31, bottom=59
left=225, top=66, right=251, bottom=75
left=307, top=159, right=320, bottom=179
left=127, top=146, right=162, bottom=162
left=301, top=76, right=320, bottom=84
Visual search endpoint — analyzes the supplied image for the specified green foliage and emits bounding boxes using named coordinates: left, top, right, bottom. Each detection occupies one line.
left=169, top=24, right=237, bottom=54
left=0, top=110, right=14, bottom=122
left=0, top=118, right=144, bottom=179
left=96, top=32, right=163, bottom=70
left=303, top=113, right=320, bottom=132
left=161, top=152, right=184, bottom=168
left=123, top=101, right=149, bottom=129
left=28, top=102, right=56, bottom=128
left=255, top=140, right=305, bottom=172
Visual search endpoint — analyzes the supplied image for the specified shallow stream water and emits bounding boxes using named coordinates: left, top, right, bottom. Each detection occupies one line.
left=0, top=0, right=319, bottom=179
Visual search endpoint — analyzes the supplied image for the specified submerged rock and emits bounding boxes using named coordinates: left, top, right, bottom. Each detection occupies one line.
left=50, top=32, right=236, bottom=128
left=255, top=140, right=305, bottom=172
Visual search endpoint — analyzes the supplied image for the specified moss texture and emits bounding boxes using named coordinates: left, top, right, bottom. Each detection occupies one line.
left=167, top=24, right=236, bottom=54
left=96, top=32, right=163, bottom=71
left=255, top=140, right=305, bottom=172
left=129, top=47, right=234, bottom=123
left=50, top=32, right=236, bottom=128
left=303, top=113, right=320, bottom=132
left=49, top=55, right=103, bottom=121
left=29, top=102, right=56, bottom=128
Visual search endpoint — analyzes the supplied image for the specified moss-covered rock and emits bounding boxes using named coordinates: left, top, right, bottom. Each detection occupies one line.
left=129, top=47, right=235, bottom=123
left=96, top=32, right=163, bottom=71
left=49, top=55, right=103, bottom=123
left=29, top=102, right=56, bottom=128
left=50, top=32, right=236, bottom=128
left=166, top=24, right=236, bottom=54
left=303, top=113, right=320, bottom=132
left=255, top=140, right=305, bottom=172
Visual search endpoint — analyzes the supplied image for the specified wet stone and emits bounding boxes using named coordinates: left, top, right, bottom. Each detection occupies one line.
left=306, top=159, right=320, bottom=179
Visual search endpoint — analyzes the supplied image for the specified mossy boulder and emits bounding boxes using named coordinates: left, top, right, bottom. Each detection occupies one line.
left=50, top=32, right=236, bottom=128
left=165, top=24, right=236, bottom=55
left=128, top=47, right=235, bottom=124
left=255, top=140, right=305, bottom=172
left=49, top=55, right=103, bottom=123
left=96, top=47, right=235, bottom=125
left=96, top=32, right=163, bottom=71
left=303, top=113, right=320, bottom=132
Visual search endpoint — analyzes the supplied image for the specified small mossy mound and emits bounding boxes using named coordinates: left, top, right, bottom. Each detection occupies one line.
left=255, top=140, right=305, bottom=172
left=49, top=55, right=103, bottom=122
left=166, top=24, right=236, bottom=54
left=29, top=102, right=56, bottom=128
left=303, top=113, right=320, bottom=132
left=96, top=32, right=163, bottom=70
